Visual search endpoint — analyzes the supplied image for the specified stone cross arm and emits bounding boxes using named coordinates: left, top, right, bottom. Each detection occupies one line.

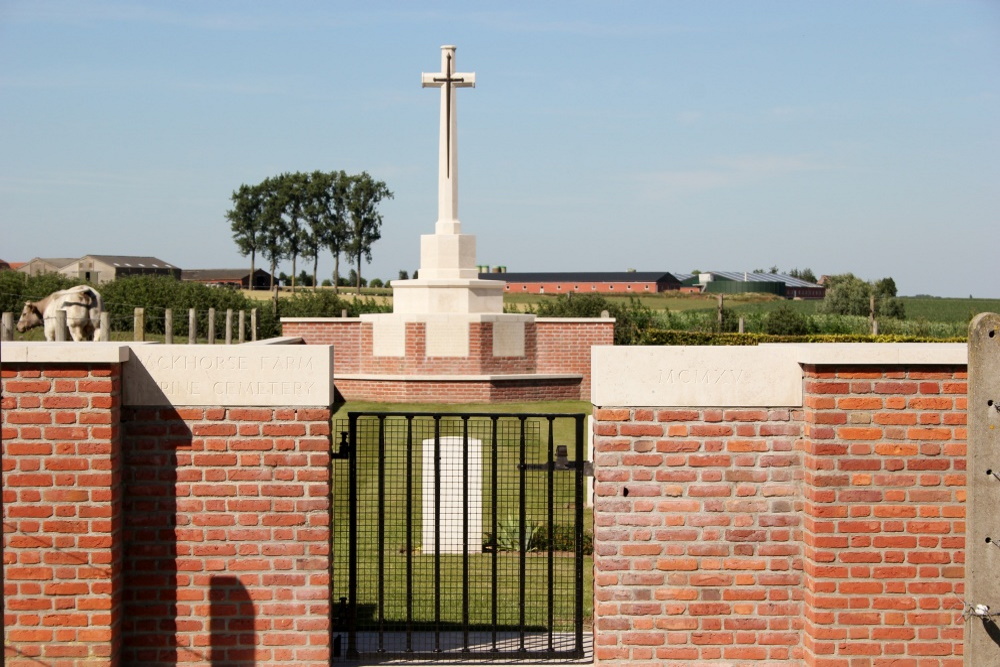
left=421, top=71, right=476, bottom=88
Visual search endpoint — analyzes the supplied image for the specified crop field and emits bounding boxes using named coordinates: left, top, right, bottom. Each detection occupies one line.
left=505, top=292, right=1000, bottom=323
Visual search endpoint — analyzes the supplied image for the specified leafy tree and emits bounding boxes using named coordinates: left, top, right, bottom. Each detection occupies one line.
left=788, top=267, right=818, bottom=284
left=271, top=172, right=309, bottom=293
left=345, top=172, right=393, bottom=292
left=296, top=270, right=314, bottom=288
left=821, top=273, right=905, bottom=319
left=763, top=305, right=813, bottom=335
left=369, top=278, right=384, bottom=288
left=347, top=269, right=367, bottom=289
left=302, top=170, right=351, bottom=293
left=227, top=182, right=268, bottom=286
left=398, top=270, right=409, bottom=281
left=534, top=294, right=654, bottom=345
left=257, top=176, right=290, bottom=290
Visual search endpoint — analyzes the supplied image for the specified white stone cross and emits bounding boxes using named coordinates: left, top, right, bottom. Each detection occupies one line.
left=422, top=45, right=475, bottom=235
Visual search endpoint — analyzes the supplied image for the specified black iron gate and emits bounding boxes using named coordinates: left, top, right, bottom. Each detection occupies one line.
left=331, top=412, right=589, bottom=662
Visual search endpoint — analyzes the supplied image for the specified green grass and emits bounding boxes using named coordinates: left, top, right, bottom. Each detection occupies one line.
left=331, top=401, right=593, bottom=631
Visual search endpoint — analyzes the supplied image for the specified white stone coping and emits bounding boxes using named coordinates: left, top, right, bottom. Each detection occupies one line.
left=771, top=342, right=967, bottom=365
left=1, top=341, right=131, bottom=364
left=359, top=313, right=536, bottom=324
left=280, top=317, right=362, bottom=323
left=241, top=336, right=305, bottom=345
left=535, top=317, right=616, bottom=323
left=0, top=342, right=335, bottom=408
left=336, top=372, right=582, bottom=382
left=592, top=343, right=968, bottom=408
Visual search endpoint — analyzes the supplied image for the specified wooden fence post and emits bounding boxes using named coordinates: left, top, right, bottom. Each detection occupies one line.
left=133, top=308, right=144, bottom=342
left=225, top=309, right=233, bottom=345
left=208, top=308, right=216, bottom=345
left=165, top=308, right=173, bottom=344
left=189, top=308, right=197, bottom=344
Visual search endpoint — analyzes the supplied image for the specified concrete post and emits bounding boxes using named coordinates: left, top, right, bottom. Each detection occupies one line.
left=54, top=309, right=68, bottom=341
left=208, top=308, right=216, bottom=345
left=165, top=308, right=173, bottom=344
left=966, top=312, right=1000, bottom=666
left=133, top=308, right=144, bottom=342
left=100, top=312, right=110, bottom=341
left=2, top=312, right=13, bottom=341
left=238, top=310, right=246, bottom=344
left=251, top=308, right=258, bottom=342
left=188, top=308, right=197, bottom=344
left=225, top=308, right=233, bottom=345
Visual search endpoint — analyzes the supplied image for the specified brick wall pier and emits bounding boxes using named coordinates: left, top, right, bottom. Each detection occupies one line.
left=2, top=342, right=334, bottom=666
left=590, top=343, right=968, bottom=667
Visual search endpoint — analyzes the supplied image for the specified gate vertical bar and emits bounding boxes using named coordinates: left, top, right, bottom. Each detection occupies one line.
left=490, top=416, right=499, bottom=653
left=405, top=416, right=414, bottom=652
left=518, top=416, right=527, bottom=652
left=462, top=417, right=470, bottom=652
left=547, top=417, right=556, bottom=652
left=347, top=414, right=359, bottom=659
left=377, top=416, right=386, bottom=652
left=574, top=413, right=585, bottom=656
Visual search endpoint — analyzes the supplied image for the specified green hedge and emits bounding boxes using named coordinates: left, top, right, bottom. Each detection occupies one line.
left=639, top=329, right=967, bottom=346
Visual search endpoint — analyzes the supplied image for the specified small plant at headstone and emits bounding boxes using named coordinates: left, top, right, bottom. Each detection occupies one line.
left=495, top=515, right=541, bottom=552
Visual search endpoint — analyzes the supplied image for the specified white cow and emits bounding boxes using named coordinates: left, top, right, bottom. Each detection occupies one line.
left=16, top=285, right=104, bottom=342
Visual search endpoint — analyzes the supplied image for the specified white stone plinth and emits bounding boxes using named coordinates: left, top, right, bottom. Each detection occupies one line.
left=419, top=233, right=479, bottom=280
left=391, top=278, right=504, bottom=315
left=422, top=436, right=482, bottom=554
left=362, top=312, right=534, bottom=359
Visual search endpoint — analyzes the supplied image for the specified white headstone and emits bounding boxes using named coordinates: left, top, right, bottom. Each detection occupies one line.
left=422, top=436, right=482, bottom=554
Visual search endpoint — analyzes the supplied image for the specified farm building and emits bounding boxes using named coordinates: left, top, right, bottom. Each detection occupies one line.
left=18, top=255, right=181, bottom=284
left=182, top=268, right=275, bottom=290
left=478, top=271, right=684, bottom=295
left=678, top=270, right=826, bottom=299
left=17, top=257, right=79, bottom=277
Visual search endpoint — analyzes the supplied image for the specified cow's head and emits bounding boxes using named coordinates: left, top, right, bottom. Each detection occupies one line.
left=15, top=302, right=43, bottom=333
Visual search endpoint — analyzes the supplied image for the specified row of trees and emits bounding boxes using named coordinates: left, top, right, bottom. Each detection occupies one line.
left=227, top=171, right=393, bottom=292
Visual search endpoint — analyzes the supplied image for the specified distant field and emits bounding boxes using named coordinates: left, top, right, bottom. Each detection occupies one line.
left=503, top=292, right=1000, bottom=323
left=236, top=288, right=1000, bottom=324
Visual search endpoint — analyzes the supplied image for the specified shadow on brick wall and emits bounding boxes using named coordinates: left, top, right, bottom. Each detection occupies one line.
left=121, top=408, right=185, bottom=664
left=210, top=575, right=255, bottom=665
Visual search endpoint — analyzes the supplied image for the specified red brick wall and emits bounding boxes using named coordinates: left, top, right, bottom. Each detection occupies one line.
left=2, top=362, right=333, bottom=666
left=358, top=322, right=538, bottom=375
left=282, top=320, right=361, bottom=373
left=282, top=317, right=612, bottom=403
left=2, top=363, right=123, bottom=666
left=591, top=363, right=967, bottom=666
left=536, top=319, right=614, bottom=398
left=800, top=364, right=966, bottom=666
left=334, top=377, right=582, bottom=403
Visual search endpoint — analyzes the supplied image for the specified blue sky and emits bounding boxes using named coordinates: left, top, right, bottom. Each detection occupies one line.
left=1, top=1, right=997, bottom=297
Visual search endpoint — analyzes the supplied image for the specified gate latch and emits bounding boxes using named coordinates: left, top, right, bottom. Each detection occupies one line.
left=331, top=431, right=351, bottom=460
left=519, top=445, right=593, bottom=476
